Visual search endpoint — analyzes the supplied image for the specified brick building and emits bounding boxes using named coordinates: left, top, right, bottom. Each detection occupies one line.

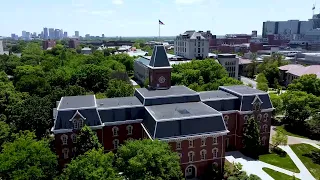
left=52, top=46, right=273, bottom=179
left=42, top=39, right=56, bottom=50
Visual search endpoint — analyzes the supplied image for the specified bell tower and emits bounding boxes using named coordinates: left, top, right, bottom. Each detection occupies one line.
left=148, top=45, right=172, bottom=90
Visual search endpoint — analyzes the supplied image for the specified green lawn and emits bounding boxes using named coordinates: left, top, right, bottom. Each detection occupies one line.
left=134, top=85, right=141, bottom=88
left=275, top=126, right=308, bottom=139
left=259, top=151, right=300, bottom=173
left=290, top=143, right=320, bottom=179
left=262, top=167, right=299, bottom=180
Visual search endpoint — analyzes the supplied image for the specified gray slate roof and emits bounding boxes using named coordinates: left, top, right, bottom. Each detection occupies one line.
left=219, top=85, right=267, bottom=96
left=135, top=86, right=201, bottom=106
left=240, top=94, right=273, bottom=111
left=149, top=45, right=170, bottom=68
left=199, top=90, right=238, bottom=101
left=97, top=97, right=142, bottom=109
left=58, top=95, right=96, bottom=110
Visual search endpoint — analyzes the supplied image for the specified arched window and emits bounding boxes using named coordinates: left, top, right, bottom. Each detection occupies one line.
left=188, top=151, right=195, bottom=162
left=112, top=126, right=119, bottom=137
left=200, top=149, right=207, bottom=160
left=73, top=119, right=84, bottom=130
left=213, top=137, right=218, bottom=145
left=113, top=139, right=119, bottom=149
left=263, top=113, right=269, bottom=122
left=126, top=125, right=133, bottom=135
left=176, top=141, right=182, bottom=150
left=62, top=148, right=69, bottom=159
left=262, top=136, right=267, bottom=146
left=263, top=124, right=268, bottom=133
left=254, top=102, right=261, bottom=111
left=201, top=138, right=206, bottom=147
left=224, top=115, right=229, bottom=127
left=71, top=134, right=77, bottom=143
left=189, top=140, right=194, bottom=148
left=61, top=134, right=68, bottom=145
left=212, top=148, right=218, bottom=158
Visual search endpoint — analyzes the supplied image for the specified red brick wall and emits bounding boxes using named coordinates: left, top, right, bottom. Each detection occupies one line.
left=149, top=68, right=171, bottom=89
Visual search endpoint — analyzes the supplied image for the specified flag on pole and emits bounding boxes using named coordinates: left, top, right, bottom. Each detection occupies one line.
left=159, top=20, right=165, bottom=25
left=313, top=4, right=316, bottom=10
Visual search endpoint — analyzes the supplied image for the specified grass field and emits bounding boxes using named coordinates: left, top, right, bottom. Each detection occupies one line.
left=259, top=151, right=300, bottom=173
left=290, top=144, right=320, bottom=179
left=262, top=167, right=299, bottom=180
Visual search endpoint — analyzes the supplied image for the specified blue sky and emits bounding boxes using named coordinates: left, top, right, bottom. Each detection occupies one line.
left=0, top=0, right=316, bottom=37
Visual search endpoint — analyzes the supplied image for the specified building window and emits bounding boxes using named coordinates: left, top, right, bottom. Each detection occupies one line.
left=254, top=102, right=261, bottom=111
left=262, top=136, right=267, bottom=146
left=244, top=115, right=249, bottom=123
left=61, top=134, right=68, bottom=145
left=113, top=139, right=119, bottom=149
left=200, top=149, right=207, bottom=160
left=72, top=147, right=77, bottom=154
left=188, top=151, right=195, bottom=162
left=189, top=140, right=194, bottom=148
left=212, top=148, right=218, bottom=158
left=263, top=113, right=269, bottom=122
left=178, top=153, right=182, bottom=162
left=176, top=141, right=182, bottom=150
left=263, top=124, right=268, bottom=133
left=257, top=114, right=262, bottom=121
left=71, top=134, right=77, bottom=143
left=201, top=138, right=206, bottom=147
left=126, top=125, right=133, bottom=135
left=224, top=115, right=229, bottom=127
left=62, top=148, right=69, bottom=159
left=73, top=119, right=84, bottom=130
left=112, top=126, right=119, bottom=137
left=213, top=137, right=218, bottom=145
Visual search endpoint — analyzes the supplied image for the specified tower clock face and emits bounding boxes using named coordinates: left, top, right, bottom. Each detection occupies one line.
left=158, top=76, right=166, bottom=84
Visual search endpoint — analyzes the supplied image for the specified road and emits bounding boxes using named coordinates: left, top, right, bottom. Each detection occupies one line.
left=240, top=76, right=257, bottom=88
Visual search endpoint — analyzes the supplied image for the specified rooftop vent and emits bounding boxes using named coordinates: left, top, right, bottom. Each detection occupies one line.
left=177, top=108, right=191, bottom=115
left=99, top=103, right=104, bottom=106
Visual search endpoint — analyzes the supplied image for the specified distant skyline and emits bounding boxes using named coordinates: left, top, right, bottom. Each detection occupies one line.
left=0, top=0, right=318, bottom=37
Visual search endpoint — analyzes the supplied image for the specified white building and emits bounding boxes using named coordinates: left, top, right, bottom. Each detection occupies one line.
left=174, top=30, right=209, bottom=59
left=217, top=54, right=239, bottom=79
left=0, top=40, right=3, bottom=54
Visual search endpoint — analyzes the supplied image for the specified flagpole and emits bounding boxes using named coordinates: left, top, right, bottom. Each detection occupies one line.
left=159, top=22, right=160, bottom=42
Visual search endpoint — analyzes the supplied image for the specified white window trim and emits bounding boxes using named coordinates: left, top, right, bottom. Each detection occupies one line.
left=244, top=115, right=249, bottom=123
left=262, top=136, right=267, bottom=146
left=188, top=151, right=195, bottom=162
left=71, top=133, right=77, bottom=143
left=62, top=148, right=69, bottom=159
left=212, top=137, right=218, bottom=145
left=113, top=139, right=119, bottom=149
left=126, top=125, right=133, bottom=135
left=188, top=140, right=194, bottom=148
left=212, top=148, right=218, bottom=158
left=257, top=114, right=262, bottom=121
left=263, top=124, right=268, bottom=133
left=224, top=115, right=229, bottom=127
left=201, top=138, right=206, bottom=147
left=61, top=134, right=68, bottom=145
left=200, top=149, right=207, bottom=160
left=263, top=113, right=269, bottom=122
left=176, top=141, right=182, bottom=150
left=112, top=126, right=119, bottom=137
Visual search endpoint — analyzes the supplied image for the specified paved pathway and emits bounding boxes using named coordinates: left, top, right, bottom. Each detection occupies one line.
left=240, top=76, right=257, bottom=88
left=226, top=144, right=319, bottom=180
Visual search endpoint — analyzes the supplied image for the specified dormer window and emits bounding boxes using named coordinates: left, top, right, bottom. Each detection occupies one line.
left=69, top=110, right=86, bottom=130
left=252, top=95, right=262, bottom=112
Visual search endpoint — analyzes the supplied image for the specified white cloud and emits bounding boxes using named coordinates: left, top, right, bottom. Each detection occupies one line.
left=175, top=0, right=204, bottom=5
left=112, top=0, right=124, bottom=5
left=90, top=10, right=114, bottom=16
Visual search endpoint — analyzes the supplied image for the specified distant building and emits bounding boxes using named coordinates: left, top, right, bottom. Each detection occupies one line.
left=55, top=29, right=61, bottom=39
left=44, top=27, right=48, bottom=39
left=85, top=34, right=90, bottom=38
left=63, top=32, right=68, bottom=38
left=68, top=38, right=80, bottom=49
left=81, top=47, right=92, bottom=54
left=217, top=54, right=240, bottom=79
left=75, top=31, right=79, bottom=38
left=22, top=31, right=26, bottom=38
left=102, top=34, right=105, bottom=38
left=25, top=32, right=30, bottom=40
left=0, top=40, right=3, bottom=53
left=279, top=64, right=320, bottom=86
left=174, top=30, right=209, bottom=59
left=49, top=28, right=55, bottom=39
left=43, top=40, right=56, bottom=50
left=60, top=29, right=64, bottom=39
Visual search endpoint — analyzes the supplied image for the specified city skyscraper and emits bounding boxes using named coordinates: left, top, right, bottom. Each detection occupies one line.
left=22, top=30, right=26, bottom=38
left=43, top=27, right=48, bottom=39
left=49, top=28, right=54, bottom=39
left=54, top=29, right=60, bottom=39
left=75, top=31, right=79, bottom=37
left=102, top=34, right=105, bottom=38
left=25, top=32, right=30, bottom=40
left=60, top=29, right=64, bottom=39
left=63, top=32, right=68, bottom=38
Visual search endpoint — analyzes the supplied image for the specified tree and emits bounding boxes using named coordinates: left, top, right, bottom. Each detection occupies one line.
left=271, top=130, right=287, bottom=148
left=256, top=73, right=268, bottom=92
left=288, top=74, right=320, bottom=96
left=246, top=54, right=258, bottom=78
left=105, top=79, right=134, bottom=98
left=0, top=119, right=12, bottom=149
left=243, top=117, right=261, bottom=158
left=75, top=126, right=102, bottom=156
left=58, top=149, right=122, bottom=180
left=116, top=139, right=183, bottom=180
left=306, top=113, right=320, bottom=139
left=269, top=93, right=283, bottom=116
left=0, top=131, right=57, bottom=180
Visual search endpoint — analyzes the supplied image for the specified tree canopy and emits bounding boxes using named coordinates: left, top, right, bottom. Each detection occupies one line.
left=243, top=117, right=261, bottom=158
left=116, top=139, right=183, bottom=180
left=0, top=131, right=57, bottom=180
